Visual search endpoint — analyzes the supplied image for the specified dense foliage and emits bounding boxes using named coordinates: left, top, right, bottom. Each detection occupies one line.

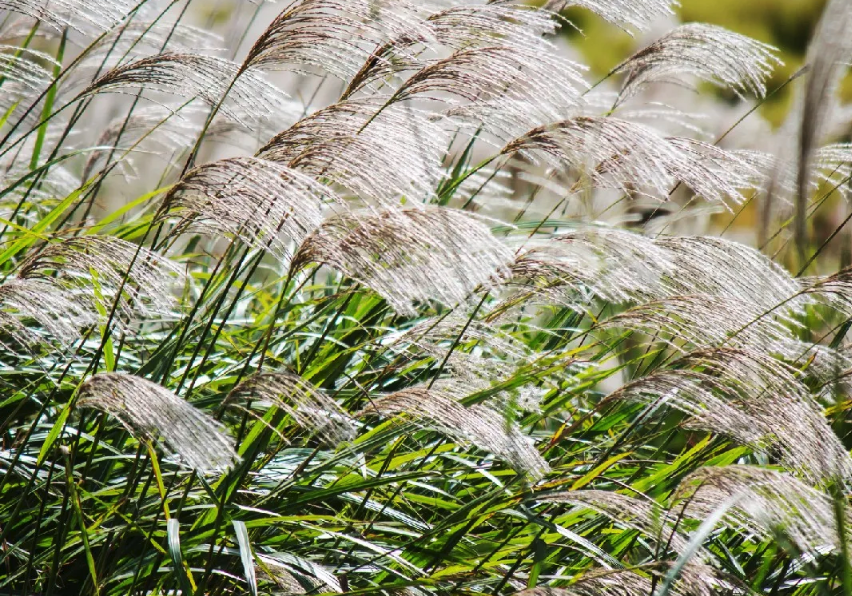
left=1, top=1, right=852, bottom=595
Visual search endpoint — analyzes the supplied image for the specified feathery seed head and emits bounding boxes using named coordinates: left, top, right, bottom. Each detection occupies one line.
left=83, top=53, right=289, bottom=130
left=243, top=0, right=430, bottom=80
left=18, top=236, right=184, bottom=325
left=226, top=372, right=356, bottom=445
left=0, top=0, right=135, bottom=35
left=259, top=100, right=448, bottom=203
left=615, top=23, right=781, bottom=105
left=165, top=157, right=337, bottom=261
left=78, top=373, right=239, bottom=473
left=0, top=278, right=96, bottom=348
left=557, top=0, right=678, bottom=33
left=293, top=208, right=513, bottom=316
left=607, top=348, right=852, bottom=484
left=675, top=466, right=849, bottom=557
left=357, top=387, right=550, bottom=479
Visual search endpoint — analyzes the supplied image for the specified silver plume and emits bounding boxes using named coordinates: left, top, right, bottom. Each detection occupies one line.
left=78, top=373, right=239, bottom=473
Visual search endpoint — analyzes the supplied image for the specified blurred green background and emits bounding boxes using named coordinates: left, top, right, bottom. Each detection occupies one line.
left=562, top=0, right=827, bottom=125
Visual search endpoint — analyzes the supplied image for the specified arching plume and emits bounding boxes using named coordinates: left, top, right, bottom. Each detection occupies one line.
left=599, top=294, right=790, bottom=354
left=812, top=143, right=852, bottom=200
left=502, top=117, right=761, bottom=203
left=0, top=46, right=57, bottom=132
left=78, top=373, right=238, bottom=473
left=425, top=3, right=560, bottom=55
left=614, top=23, right=781, bottom=105
left=554, top=0, right=677, bottom=32
left=0, top=0, right=134, bottom=35
left=393, top=46, right=585, bottom=138
left=343, top=3, right=564, bottom=100
left=503, top=116, right=679, bottom=196
left=511, top=228, right=676, bottom=305
left=164, top=157, right=336, bottom=260
left=674, top=466, right=848, bottom=558
left=510, top=231, right=800, bottom=312
left=225, top=372, right=356, bottom=445
left=599, top=290, right=823, bottom=375
left=663, top=137, right=765, bottom=205
left=256, top=555, right=308, bottom=594
left=655, top=236, right=805, bottom=313
left=357, top=387, right=550, bottom=479
left=256, top=552, right=342, bottom=594
left=82, top=53, right=288, bottom=129
left=258, top=101, right=447, bottom=203
left=18, top=236, right=183, bottom=323
left=242, top=0, right=428, bottom=81
left=0, top=278, right=96, bottom=348
left=606, top=348, right=852, bottom=484
left=293, top=208, right=513, bottom=316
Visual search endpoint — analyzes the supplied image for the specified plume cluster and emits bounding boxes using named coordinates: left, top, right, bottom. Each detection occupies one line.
left=88, top=20, right=223, bottom=59
left=3, top=1, right=852, bottom=594
left=514, top=574, right=657, bottom=596
left=802, top=265, right=852, bottom=317
left=0, top=235, right=181, bottom=349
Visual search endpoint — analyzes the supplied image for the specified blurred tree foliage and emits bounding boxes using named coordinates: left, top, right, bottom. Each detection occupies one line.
left=563, top=0, right=827, bottom=125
